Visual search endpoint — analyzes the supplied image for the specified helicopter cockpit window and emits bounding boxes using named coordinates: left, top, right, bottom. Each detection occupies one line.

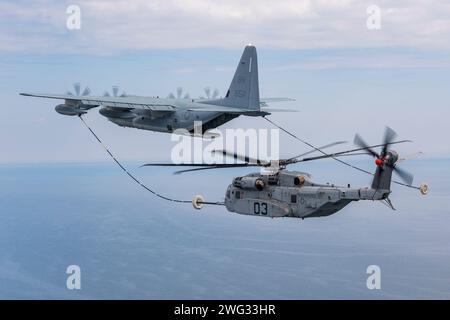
left=291, top=194, right=297, bottom=203
left=235, top=191, right=241, bottom=199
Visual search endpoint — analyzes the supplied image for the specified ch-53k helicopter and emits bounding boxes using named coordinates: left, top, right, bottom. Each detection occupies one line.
left=143, top=127, right=428, bottom=219
left=20, top=45, right=294, bottom=137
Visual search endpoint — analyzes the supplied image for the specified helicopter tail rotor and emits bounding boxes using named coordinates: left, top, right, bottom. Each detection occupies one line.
left=353, top=127, right=415, bottom=190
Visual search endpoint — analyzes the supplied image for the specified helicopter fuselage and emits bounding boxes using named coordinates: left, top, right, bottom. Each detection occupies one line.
left=224, top=170, right=390, bottom=219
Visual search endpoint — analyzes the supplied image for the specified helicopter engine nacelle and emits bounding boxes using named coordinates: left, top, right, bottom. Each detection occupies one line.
left=55, top=104, right=87, bottom=116
left=233, top=177, right=265, bottom=191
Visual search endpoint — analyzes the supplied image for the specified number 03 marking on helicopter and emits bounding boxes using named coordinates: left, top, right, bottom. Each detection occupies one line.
left=253, top=202, right=268, bottom=215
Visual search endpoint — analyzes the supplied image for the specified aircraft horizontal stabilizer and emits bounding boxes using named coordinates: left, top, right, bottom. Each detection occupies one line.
left=260, top=108, right=299, bottom=112
left=260, top=97, right=296, bottom=103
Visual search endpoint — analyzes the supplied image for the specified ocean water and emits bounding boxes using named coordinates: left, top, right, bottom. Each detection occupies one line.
left=0, top=159, right=449, bottom=299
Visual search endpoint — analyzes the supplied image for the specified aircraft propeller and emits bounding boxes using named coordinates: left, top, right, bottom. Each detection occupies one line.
left=67, top=83, right=91, bottom=96
left=201, top=87, right=220, bottom=99
left=103, top=86, right=127, bottom=97
left=167, top=87, right=190, bottom=99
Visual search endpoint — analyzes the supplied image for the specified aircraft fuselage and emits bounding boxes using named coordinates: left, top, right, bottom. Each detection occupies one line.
left=99, top=106, right=239, bottom=134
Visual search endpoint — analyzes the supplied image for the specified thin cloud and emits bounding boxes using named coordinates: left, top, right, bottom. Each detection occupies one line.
left=0, top=0, right=449, bottom=54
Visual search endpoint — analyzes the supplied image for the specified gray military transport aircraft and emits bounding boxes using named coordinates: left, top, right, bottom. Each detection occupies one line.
left=20, top=45, right=294, bottom=136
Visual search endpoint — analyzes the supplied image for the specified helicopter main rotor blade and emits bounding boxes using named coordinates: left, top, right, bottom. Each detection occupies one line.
left=300, top=140, right=411, bottom=162
left=140, top=163, right=228, bottom=168
left=140, top=162, right=260, bottom=174
left=288, top=141, right=347, bottom=161
left=212, top=150, right=267, bottom=166
left=398, top=151, right=423, bottom=162
left=315, top=152, right=369, bottom=158
left=174, top=163, right=258, bottom=175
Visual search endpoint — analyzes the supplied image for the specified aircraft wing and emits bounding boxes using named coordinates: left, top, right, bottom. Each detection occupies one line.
left=20, top=92, right=284, bottom=114
left=188, top=105, right=270, bottom=116
left=20, top=93, right=177, bottom=111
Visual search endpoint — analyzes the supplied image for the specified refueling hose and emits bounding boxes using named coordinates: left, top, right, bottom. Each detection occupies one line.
left=79, top=115, right=224, bottom=206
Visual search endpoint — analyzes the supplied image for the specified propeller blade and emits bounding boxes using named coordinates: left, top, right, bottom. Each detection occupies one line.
left=205, top=87, right=211, bottom=99
left=177, top=87, right=183, bottom=99
left=82, top=87, right=91, bottom=96
left=73, top=83, right=81, bottom=96
left=103, top=91, right=110, bottom=97
left=112, top=86, right=119, bottom=97
left=381, top=126, right=397, bottom=156
left=354, top=134, right=380, bottom=158
left=393, top=165, right=414, bottom=185
left=212, top=88, right=219, bottom=99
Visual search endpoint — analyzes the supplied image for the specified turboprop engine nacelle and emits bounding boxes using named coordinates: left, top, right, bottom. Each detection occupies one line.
left=55, top=104, right=87, bottom=116
left=99, top=106, right=133, bottom=119
left=132, top=115, right=151, bottom=125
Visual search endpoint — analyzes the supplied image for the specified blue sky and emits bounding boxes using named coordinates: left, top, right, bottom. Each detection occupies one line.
left=1, top=0, right=450, bottom=163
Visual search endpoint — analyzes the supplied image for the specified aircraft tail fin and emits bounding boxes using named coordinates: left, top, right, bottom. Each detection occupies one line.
left=210, top=45, right=260, bottom=111
left=371, top=165, right=395, bottom=191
